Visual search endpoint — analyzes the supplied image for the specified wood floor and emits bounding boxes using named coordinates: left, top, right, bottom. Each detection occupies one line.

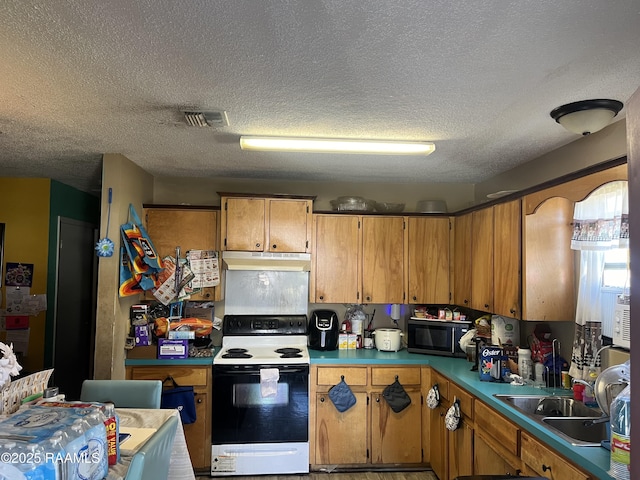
left=198, top=471, right=437, bottom=480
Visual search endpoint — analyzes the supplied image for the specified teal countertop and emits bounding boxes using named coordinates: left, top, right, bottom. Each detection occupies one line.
left=310, top=348, right=613, bottom=480
left=125, top=357, right=215, bottom=366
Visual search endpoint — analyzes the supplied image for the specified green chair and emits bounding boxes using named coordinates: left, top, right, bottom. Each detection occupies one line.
left=124, top=414, right=179, bottom=480
left=80, top=379, right=162, bottom=409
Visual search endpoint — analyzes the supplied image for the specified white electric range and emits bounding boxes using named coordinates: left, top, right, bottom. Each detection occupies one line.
left=211, top=314, right=310, bottom=477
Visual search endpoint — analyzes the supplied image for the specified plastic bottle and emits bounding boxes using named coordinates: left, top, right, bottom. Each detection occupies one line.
left=610, top=382, right=631, bottom=480
left=76, top=413, right=108, bottom=480
left=65, top=420, right=88, bottom=480
left=517, top=348, right=533, bottom=381
left=102, top=402, right=120, bottom=465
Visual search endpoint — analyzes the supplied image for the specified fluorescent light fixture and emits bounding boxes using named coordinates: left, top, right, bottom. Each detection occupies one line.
left=239, top=136, right=435, bottom=155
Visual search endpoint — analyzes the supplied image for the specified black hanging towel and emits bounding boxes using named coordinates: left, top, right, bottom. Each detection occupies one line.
left=382, top=375, right=412, bottom=413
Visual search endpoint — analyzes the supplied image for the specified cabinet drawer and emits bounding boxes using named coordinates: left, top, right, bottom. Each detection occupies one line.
left=317, top=367, right=367, bottom=386
left=431, top=371, right=450, bottom=400
left=474, top=401, right=519, bottom=457
left=371, top=367, right=421, bottom=386
left=449, top=383, right=474, bottom=420
left=130, top=366, right=209, bottom=387
left=521, top=432, right=589, bottom=480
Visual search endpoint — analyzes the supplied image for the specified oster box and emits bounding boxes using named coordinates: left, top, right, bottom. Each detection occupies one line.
left=479, top=345, right=509, bottom=382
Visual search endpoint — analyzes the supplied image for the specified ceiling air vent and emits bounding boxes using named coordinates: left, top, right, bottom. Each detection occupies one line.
left=183, top=111, right=229, bottom=127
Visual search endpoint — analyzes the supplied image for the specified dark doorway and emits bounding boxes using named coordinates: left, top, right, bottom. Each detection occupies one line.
left=53, top=217, right=98, bottom=400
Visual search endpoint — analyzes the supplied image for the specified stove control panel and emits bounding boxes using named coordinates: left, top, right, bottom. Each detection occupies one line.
left=223, top=314, right=308, bottom=336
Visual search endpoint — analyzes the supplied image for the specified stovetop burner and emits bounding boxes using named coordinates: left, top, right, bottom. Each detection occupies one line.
left=215, top=314, right=310, bottom=365
left=222, top=348, right=253, bottom=359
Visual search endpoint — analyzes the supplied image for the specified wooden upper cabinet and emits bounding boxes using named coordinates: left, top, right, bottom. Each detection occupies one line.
left=361, top=216, right=405, bottom=304
left=144, top=206, right=222, bottom=301
left=220, top=195, right=313, bottom=253
left=268, top=199, right=312, bottom=252
left=312, top=214, right=361, bottom=303
left=470, top=207, right=494, bottom=312
left=452, top=213, right=472, bottom=307
left=522, top=195, right=576, bottom=321
left=222, top=197, right=265, bottom=251
left=407, top=217, right=450, bottom=304
left=493, top=199, right=521, bottom=319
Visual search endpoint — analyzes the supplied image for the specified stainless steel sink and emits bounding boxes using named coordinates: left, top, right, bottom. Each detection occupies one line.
left=542, top=417, right=609, bottom=445
left=494, top=394, right=608, bottom=446
left=495, top=394, right=601, bottom=417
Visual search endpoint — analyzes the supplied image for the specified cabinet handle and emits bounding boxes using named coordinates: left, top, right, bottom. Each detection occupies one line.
left=272, top=244, right=277, bottom=249
left=366, top=296, right=371, bottom=302
left=412, top=296, right=417, bottom=301
left=256, top=243, right=261, bottom=248
left=464, top=299, right=468, bottom=304
left=197, top=397, right=203, bottom=404
left=319, top=295, right=324, bottom=301
left=375, top=396, right=380, bottom=403
left=510, top=308, right=516, bottom=315
left=542, top=464, right=551, bottom=473
left=204, top=292, right=211, bottom=298
left=320, top=397, right=325, bottom=403
left=484, top=303, right=489, bottom=308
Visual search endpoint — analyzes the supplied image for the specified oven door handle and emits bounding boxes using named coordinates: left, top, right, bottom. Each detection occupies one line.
left=214, top=366, right=310, bottom=375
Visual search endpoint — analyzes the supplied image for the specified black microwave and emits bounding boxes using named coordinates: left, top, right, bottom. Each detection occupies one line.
left=407, top=318, right=471, bottom=357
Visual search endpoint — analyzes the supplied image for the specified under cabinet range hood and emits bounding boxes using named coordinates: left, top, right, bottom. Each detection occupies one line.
left=222, top=251, right=311, bottom=271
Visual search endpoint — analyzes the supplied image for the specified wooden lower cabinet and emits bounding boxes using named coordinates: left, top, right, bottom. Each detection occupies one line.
left=371, top=389, right=422, bottom=464
left=126, top=364, right=211, bottom=471
left=311, top=365, right=423, bottom=468
left=474, top=429, right=522, bottom=476
left=521, top=432, right=590, bottom=480
left=315, top=391, right=368, bottom=464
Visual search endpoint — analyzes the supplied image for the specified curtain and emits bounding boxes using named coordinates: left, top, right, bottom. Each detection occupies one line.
left=568, top=181, right=628, bottom=381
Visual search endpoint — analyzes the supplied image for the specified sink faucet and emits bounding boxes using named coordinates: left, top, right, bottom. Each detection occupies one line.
left=572, top=378, right=595, bottom=394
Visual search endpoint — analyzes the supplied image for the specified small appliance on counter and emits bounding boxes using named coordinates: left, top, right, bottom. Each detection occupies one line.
left=373, top=328, right=404, bottom=352
left=308, top=309, right=340, bottom=351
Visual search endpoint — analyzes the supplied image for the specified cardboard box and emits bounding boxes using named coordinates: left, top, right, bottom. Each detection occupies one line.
left=134, top=324, right=152, bottom=346
left=338, top=333, right=348, bottom=350
left=168, top=330, right=195, bottom=340
left=126, top=345, right=157, bottom=359
left=158, top=339, right=188, bottom=359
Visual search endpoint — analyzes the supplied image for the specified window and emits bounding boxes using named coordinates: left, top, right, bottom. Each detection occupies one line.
left=602, top=248, right=630, bottom=289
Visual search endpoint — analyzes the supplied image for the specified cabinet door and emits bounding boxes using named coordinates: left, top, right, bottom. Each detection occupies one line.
left=370, top=390, right=422, bottom=464
left=453, top=213, right=472, bottom=307
left=223, top=197, right=265, bottom=251
left=521, top=432, right=590, bottom=480
left=448, top=420, right=473, bottom=480
left=268, top=199, right=312, bottom=253
left=127, top=365, right=211, bottom=469
left=362, top=216, right=405, bottom=304
left=474, top=429, right=522, bottom=477
left=493, top=199, right=521, bottom=318
left=429, top=403, right=448, bottom=480
left=471, top=207, right=494, bottom=312
left=522, top=196, right=576, bottom=321
left=145, top=207, right=220, bottom=300
left=315, top=392, right=368, bottom=464
left=183, top=390, right=209, bottom=469
left=313, top=215, right=360, bottom=303
left=407, top=217, right=450, bottom=304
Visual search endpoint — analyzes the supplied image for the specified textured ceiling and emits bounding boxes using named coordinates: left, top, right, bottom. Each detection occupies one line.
left=1, top=1, right=639, bottom=194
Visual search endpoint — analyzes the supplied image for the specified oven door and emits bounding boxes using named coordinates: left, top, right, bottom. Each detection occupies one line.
left=212, top=363, right=309, bottom=444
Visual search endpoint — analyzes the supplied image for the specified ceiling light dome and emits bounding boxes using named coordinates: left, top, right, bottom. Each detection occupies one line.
left=550, top=99, right=623, bottom=136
